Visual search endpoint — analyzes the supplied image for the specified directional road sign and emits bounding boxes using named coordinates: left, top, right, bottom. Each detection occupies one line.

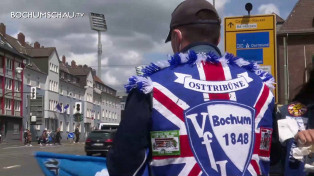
left=224, top=14, right=277, bottom=101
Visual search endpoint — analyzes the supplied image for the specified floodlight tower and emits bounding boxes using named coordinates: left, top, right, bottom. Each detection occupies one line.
left=89, top=12, right=107, bottom=79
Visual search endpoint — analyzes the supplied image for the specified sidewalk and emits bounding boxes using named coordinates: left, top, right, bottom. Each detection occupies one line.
left=0, top=139, right=83, bottom=148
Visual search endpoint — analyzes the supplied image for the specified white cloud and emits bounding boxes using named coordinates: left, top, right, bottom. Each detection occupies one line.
left=213, top=0, right=231, bottom=12
left=258, top=3, right=280, bottom=16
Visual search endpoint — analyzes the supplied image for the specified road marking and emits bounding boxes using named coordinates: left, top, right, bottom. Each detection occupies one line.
left=2, top=146, right=30, bottom=149
left=3, top=165, right=21, bottom=169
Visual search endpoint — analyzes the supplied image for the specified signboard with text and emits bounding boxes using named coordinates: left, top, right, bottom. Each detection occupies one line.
left=224, top=14, right=277, bottom=101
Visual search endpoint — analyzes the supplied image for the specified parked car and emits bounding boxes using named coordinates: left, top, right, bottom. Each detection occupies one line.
left=85, top=130, right=116, bottom=156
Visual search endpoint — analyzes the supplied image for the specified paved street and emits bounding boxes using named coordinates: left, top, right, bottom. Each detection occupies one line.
left=0, top=141, right=92, bottom=176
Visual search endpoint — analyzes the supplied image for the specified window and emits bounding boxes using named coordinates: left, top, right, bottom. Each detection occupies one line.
left=102, top=109, right=105, bottom=118
left=60, top=121, right=63, bottom=131
left=5, top=99, right=11, bottom=110
left=73, top=123, right=75, bottom=131
left=60, top=103, right=64, bottom=113
left=5, top=78, right=12, bottom=90
left=66, top=104, right=70, bottom=114
left=61, top=72, right=65, bottom=79
left=49, top=100, right=57, bottom=111
left=6, top=58, right=12, bottom=70
left=97, top=112, right=100, bottom=120
left=66, top=122, right=69, bottom=132
left=15, top=62, right=22, bottom=70
left=15, top=81, right=21, bottom=92
left=14, top=101, right=20, bottom=111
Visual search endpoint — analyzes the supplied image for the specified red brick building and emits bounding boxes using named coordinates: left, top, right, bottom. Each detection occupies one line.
left=277, top=0, right=314, bottom=104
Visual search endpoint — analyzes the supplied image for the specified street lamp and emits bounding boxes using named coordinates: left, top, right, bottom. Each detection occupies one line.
left=16, top=67, right=23, bottom=74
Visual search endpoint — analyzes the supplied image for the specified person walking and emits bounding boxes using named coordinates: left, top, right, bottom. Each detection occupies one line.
left=107, top=0, right=276, bottom=175
left=75, top=126, right=80, bottom=143
left=55, top=128, right=62, bottom=145
left=27, top=129, right=32, bottom=147
left=24, top=130, right=28, bottom=146
left=41, top=129, right=47, bottom=146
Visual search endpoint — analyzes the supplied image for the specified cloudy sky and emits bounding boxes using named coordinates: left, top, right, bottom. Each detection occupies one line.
left=0, top=0, right=297, bottom=93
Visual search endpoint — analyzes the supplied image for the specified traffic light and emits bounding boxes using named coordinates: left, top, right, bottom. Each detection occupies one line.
left=75, top=102, right=82, bottom=114
left=30, top=87, right=37, bottom=99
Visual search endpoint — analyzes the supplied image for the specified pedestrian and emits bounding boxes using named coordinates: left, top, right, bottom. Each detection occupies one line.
left=55, top=128, right=62, bottom=145
left=75, top=126, right=80, bottom=143
left=24, top=129, right=28, bottom=145
left=107, top=0, right=276, bottom=175
left=27, top=129, right=32, bottom=146
left=41, top=129, right=47, bottom=146
left=273, top=68, right=314, bottom=176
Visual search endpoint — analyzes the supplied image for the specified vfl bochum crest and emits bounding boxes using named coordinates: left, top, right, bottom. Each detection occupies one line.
left=185, top=101, right=255, bottom=175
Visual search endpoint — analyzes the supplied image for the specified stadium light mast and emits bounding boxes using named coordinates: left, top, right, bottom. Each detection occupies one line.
left=89, top=12, right=107, bottom=79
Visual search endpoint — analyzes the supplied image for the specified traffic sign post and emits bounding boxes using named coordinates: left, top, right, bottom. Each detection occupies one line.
left=224, top=14, right=277, bottom=101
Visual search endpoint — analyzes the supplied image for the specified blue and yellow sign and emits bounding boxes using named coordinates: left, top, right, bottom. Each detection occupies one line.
left=224, top=14, right=277, bottom=101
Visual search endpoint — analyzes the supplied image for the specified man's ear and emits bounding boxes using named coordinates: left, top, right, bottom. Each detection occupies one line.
left=171, top=29, right=183, bottom=53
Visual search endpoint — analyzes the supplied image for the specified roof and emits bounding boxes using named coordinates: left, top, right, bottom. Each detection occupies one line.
left=0, top=34, right=27, bottom=58
left=280, top=0, right=314, bottom=34
left=93, top=75, right=105, bottom=85
left=3, top=34, right=32, bottom=55
left=68, top=67, right=90, bottom=76
left=26, top=60, right=46, bottom=74
left=59, top=62, right=69, bottom=73
left=272, top=13, right=285, bottom=24
left=25, top=47, right=56, bottom=58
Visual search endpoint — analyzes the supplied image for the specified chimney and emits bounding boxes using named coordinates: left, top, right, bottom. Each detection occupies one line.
left=0, top=23, right=6, bottom=36
left=92, top=69, right=96, bottom=76
left=34, top=41, right=40, bottom=48
left=17, top=32, right=25, bottom=46
left=62, top=55, right=66, bottom=64
left=71, top=60, right=76, bottom=68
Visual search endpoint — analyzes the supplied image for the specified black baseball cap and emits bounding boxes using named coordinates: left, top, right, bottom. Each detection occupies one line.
left=165, top=0, right=221, bottom=43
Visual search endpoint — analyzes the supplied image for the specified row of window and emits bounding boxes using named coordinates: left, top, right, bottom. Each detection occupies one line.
left=0, top=77, right=22, bottom=92
left=49, top=63, right=59, bottom=73
left=2, top=99, right=21, bottom=111
left=102, top=109, right=118, bottom=120
left=49, top=80, right=58, bottom=92
left=95, top=82, right=116, bottom=95
left=0, top=57, right=22, bottom=71
left=60, top=72, right=78, bottom=83
left=48, top=100, right=58, bottom=111
left=26, top=75, right=41, bottom=88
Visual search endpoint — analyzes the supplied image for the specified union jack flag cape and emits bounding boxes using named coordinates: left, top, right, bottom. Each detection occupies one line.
left=125, top=51, right=275, bottom=176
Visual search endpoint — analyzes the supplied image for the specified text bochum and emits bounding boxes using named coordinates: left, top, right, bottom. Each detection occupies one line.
left=212, top=114, right=251, bottom=127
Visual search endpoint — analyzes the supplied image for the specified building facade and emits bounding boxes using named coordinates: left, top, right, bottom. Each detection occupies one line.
left=0, top=24, right=26, bottom=142
left=0, top=23, right=122, bottom=142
